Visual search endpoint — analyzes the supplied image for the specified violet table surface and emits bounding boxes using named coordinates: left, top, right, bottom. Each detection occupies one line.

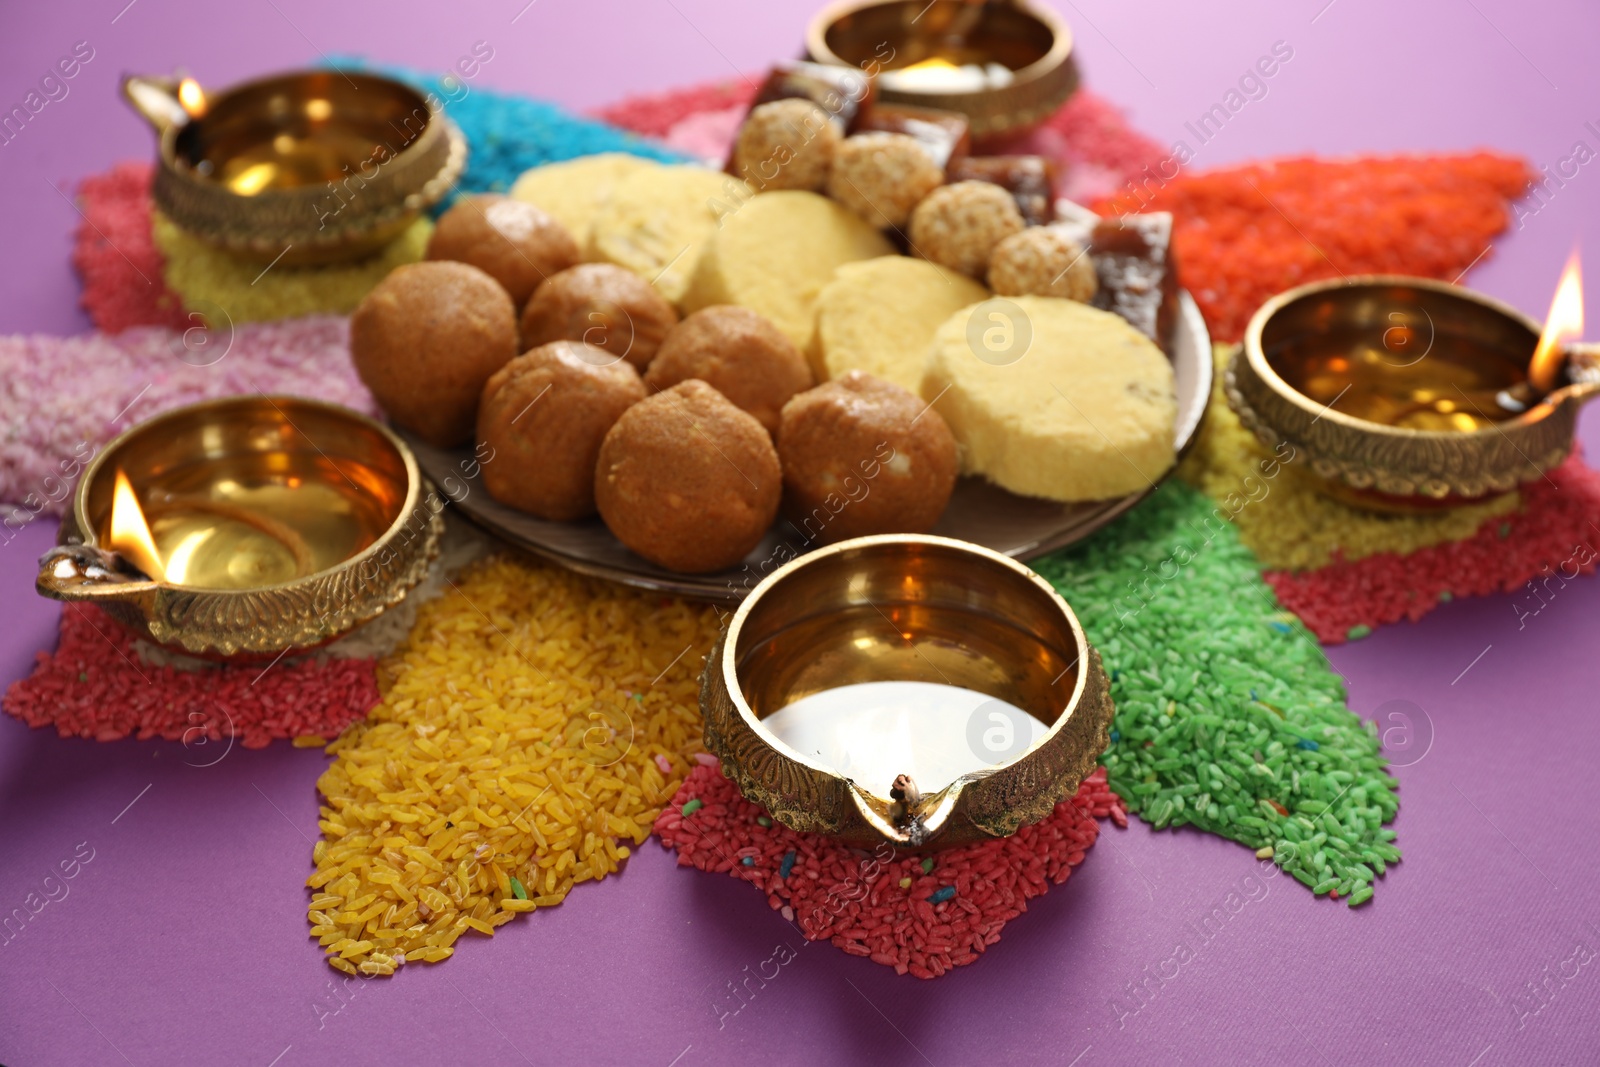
left=4, top=1, right=1600, bottom=1064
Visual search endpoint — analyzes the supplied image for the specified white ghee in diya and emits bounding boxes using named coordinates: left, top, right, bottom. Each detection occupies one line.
left=760, top=681, right=1052, bottom=799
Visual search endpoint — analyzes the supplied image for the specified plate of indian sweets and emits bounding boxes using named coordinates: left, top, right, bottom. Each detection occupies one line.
left=352, top=62, right=1209, bottom=601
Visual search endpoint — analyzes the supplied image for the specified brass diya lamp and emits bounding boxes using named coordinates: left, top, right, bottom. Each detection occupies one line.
left=701, top=535, right=1113, bottom=851
left=123, top=68, right=466, bottom=266
left=1227, top=265, right=1600, bottom=509
left=36, top=396, right=443, bottom=660
left=806, top=0, right=1077, bottom=139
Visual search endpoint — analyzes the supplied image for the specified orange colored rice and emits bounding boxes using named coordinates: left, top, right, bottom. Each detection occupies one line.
left=1094, top=152, right=1533, bottom=342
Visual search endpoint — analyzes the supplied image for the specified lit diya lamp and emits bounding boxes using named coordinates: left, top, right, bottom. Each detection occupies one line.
left=122, top=68, right=466, bottom=266
left=806, top=0, right=1077, bottom=139
left=36, top=397, right=442, bottom=660
left=1226, top=259, right=1600, bottom=510
left=701, top=535, right=1113, bottom=850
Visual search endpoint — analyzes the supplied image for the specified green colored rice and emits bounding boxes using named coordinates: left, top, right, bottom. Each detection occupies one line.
left=1035, top=482, right=1401, bottom=905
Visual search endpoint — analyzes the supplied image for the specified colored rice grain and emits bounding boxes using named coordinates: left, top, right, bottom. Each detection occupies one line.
left=1094, top=153, right=1533, bottom=341
left=591, top=79, right=755, bottom=139
left=0, top=316, right=372, bottom=518
left=3, top=604, right=378, bottom=745
left=1034, top=482, right=1401, bottom=903
left=656, top=765, right=1123, bottom=978
left=307, top=555, right=721, bottom=975
left=1265, top=450, right=1600, bottom=642
left=990, top=88, right=1170, bottom=205
left=151, top=213, right=431, bottom=324
left=324, top=60, right=689, bottom=201
left=1179, top=349, right=1519, bottom=572
left=69, top=161, right=190, bottom=333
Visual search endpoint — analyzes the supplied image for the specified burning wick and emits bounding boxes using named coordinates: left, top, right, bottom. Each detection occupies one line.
left=176, top=77, right=207, bottom=120
left=108, top=469, right=165, bottom=581
left=1527, top=249, right=1585, bottom=395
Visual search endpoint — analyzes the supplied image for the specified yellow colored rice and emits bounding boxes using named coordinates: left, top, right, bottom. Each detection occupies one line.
left=1179, top=346, right=1519, bottom=572
left=152, top=212, right=432, bottom=324
left=307, top=555, right=721, bottom=974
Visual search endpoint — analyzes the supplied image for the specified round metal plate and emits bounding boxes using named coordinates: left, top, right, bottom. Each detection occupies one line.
left=404, top=290, right=1211, bottom=603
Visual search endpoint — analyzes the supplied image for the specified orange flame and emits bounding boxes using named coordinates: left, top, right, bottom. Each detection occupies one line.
left=109, top=470, right=165, bottom=580
left=177, top=78, right=206, bottom=120
left=1529, top=250, right=1584, bottom=393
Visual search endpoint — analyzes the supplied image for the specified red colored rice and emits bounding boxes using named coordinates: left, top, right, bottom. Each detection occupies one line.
left=70, top=161, right=190, bottom=334
left=655, top=763, right=1125, bottom=978
left=1267, top=451, right=1600, bottom=643
left=3, top=604, right=379, bottom=745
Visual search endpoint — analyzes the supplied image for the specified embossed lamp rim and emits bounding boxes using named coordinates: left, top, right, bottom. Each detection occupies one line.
left=37, top=395, right=442, bottom=660
left=703, top=533, right=1115, bottom=850
left=1231, top=274, right=1600, bottom=505
left=124, top=68, right=467, bottom=266
left=721, top=534, right=1091, bottom=780
left=805, top=0, right=1079, bottom=139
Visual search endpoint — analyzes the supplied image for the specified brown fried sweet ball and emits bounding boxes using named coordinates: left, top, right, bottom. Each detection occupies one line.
left=426, top=194, right=580, bottom=305
left=988, top=227, right=1098, bottom=302
left=519, top=264, right=679, bottom=371
left=643, top=306, right=813, bottom=434
left=777, top=371, right=958, bottom=544
left=351, top=261, right=518, bottom=448
left=733, top=99, right=840, bottom=192
left=827, top=132, right=945, bottom=230
left=908, top=180, right=1026, bottom=278
left=595, top=380, right=780, bottom=573
left=477, top=341, right=647, bottom=520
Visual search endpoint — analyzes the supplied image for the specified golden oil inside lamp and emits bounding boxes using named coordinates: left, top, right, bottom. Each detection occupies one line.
left=211, top=118, right=376, bottom=196
left=174, top=75, right=384, bottom=196
left=208, top=106, right=374, bottom=196
left=1267, top=254, right=1585, bottom=432
left=1266, top=328, right=1526, bottom=431
left=102, top=458, right=380, bottom=590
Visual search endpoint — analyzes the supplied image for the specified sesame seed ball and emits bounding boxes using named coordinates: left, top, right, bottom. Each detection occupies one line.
left=733, top=99, right=840, bottom=192
left=826, top=132, right=945, bottom=229
left=988, top=227, right=1099, bottom=302
left=908, top=180, right=1026, bottom=278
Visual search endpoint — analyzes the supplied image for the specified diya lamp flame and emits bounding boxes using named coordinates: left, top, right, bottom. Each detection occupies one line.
left=108, top=469, right=165, bottom=581
left=1529, top=250, right=1584, bottom=394
left=898, top=57, right=964, bottom=76
left=176, top=77, right=207, bottom=120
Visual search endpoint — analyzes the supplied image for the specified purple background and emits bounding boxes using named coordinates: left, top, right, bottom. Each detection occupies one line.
left=4, top=1, right=1600, bottom=1064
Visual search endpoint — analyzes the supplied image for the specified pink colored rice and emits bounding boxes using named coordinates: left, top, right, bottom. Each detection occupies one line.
left=0, top=316, right=373, bottom=518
